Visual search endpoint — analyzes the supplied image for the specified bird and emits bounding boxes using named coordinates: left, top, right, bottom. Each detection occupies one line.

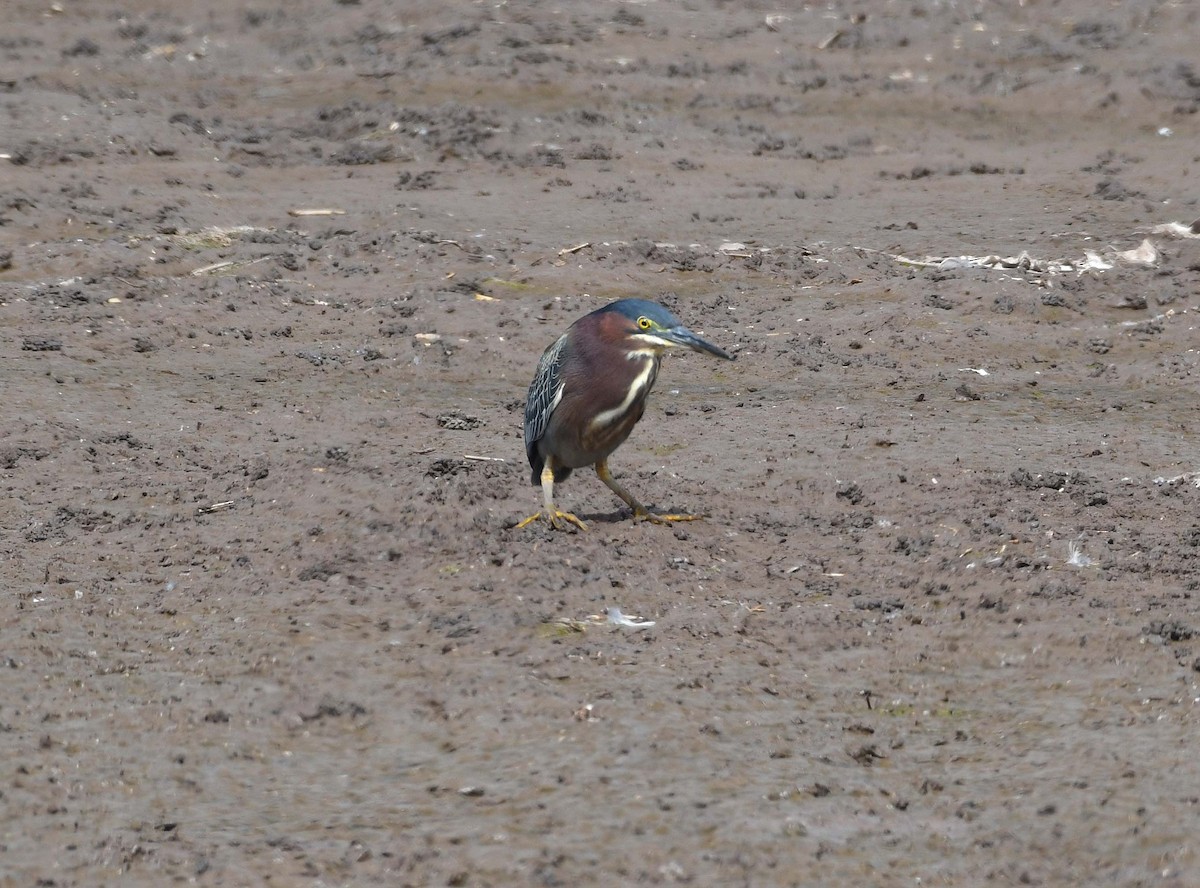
left=516, top=298, right=734, bottom=531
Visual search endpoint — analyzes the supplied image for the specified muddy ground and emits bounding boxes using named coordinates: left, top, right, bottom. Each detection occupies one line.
left=3, top=0, right=1200, bottom=885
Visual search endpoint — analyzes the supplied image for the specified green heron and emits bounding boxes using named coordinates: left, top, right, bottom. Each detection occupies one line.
left=517, top=298, right=735, bottom=531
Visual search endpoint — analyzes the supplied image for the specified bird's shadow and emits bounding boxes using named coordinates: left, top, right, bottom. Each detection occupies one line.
left=581, top=508, right=634, bottom=526
left=513, top=506, right=697, bottom=533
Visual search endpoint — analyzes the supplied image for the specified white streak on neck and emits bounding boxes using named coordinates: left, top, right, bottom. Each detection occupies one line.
left=590, top=354, right=656, bottom=430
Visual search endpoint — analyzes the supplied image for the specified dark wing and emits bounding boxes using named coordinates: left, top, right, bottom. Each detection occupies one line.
left=524, top=333, right=568, bottom=470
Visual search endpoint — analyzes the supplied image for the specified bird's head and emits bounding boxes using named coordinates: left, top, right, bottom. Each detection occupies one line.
left=598, top=298, right=735, bottom=361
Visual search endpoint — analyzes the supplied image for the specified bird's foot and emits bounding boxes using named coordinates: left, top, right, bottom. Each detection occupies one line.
left=515, top=509, right=588, bottom=531
left=633, top=509, right=703, bottom=525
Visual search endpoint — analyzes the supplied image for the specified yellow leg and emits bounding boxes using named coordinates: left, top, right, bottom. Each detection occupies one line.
left=595, top=459, right=702, bottom=524
left=515, top=461, right=587, bottom=531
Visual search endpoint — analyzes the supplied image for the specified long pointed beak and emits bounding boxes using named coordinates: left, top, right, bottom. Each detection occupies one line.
left=661, top=325, right=735, bottom=361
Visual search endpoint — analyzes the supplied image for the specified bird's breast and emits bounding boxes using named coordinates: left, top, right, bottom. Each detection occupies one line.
left=584, top=355, right=658, bottom=451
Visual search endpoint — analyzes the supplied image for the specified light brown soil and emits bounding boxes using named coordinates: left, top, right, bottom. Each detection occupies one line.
left=3, top=1, right=1200, bottom=885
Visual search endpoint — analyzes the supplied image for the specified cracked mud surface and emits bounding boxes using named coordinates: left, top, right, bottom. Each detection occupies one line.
left=3, top=1, right=1200, bottom=884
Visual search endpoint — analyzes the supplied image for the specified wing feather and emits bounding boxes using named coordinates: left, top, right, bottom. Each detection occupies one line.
left=524, top=334, right=567, bottom=469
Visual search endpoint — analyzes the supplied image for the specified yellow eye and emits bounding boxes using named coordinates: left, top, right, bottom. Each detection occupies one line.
left=637, top=316, right=652, bottom=330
